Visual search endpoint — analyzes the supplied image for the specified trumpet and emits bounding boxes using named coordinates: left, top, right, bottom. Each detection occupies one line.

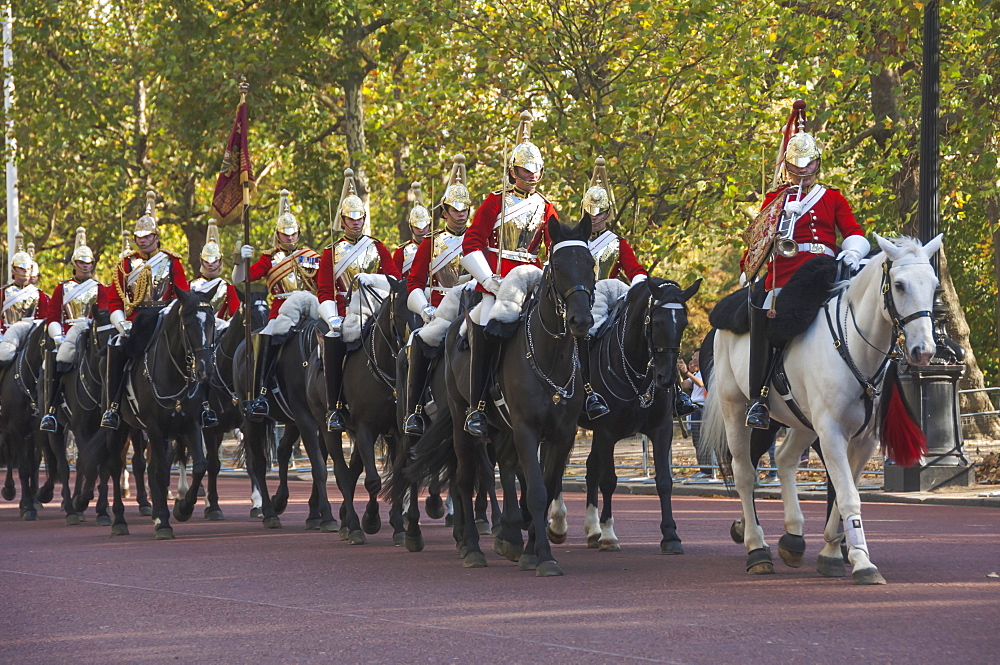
left=775, top=184, right=803, bottom=258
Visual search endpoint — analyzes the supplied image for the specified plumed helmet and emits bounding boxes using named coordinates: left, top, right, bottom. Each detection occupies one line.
left=510, top=110, right=543, bottom=174
left=71, top=227, right=94, bottom=263
left=441, top=153, right=471, bottom=212
left=407, top=182, right=431, bottom=231
left=773, top=100, right=822, bottom=187
left=10, top=233, right=32, bottom=271
left=582, top=156, right=613, bottom=217
left=201, top=219, right=223, bottom=263
left=27, top=242, right=39, bottom=278
left=133, top=190, right=159, bottom=237
left=275, top=189, right=299, bottom=235
left=338, top=169, right=366, bottom=221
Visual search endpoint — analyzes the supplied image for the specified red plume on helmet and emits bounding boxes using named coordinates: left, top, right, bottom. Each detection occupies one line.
left=772, top=99, right=808, bottom=189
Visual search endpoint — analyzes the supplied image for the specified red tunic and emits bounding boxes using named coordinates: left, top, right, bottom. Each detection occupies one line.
left=316, top=237, right=402, bottom=316
left=47, top=280, right=109, bottom=331
left=392, top=240, right=420, bottom=277
left=462, top=190, right=559, bottom=293
left=406, top=231, right=467, bottom=307
left=218, top=282, right=241, bottom=319
left=246, top=249, right=321, bottom=320
left=592, top=233, right=647, bottom=282
left=740, top=184, right=863, bottom=290
left=1, top=286, right=49, bottom=333
left=106, top=250, right=189, bottom=320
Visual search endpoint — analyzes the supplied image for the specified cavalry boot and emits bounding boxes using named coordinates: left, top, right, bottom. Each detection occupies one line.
left=39, top=344, right=59, bottom=432
left=246, top=334, right=273, bottom=422
left=579, top=341, right=610, bottom=420
left=745, top=303, right=774, bottom=430
left=101, top=342, right=127, bottom=429
left=673, top=385, right=697, bottom=417
left=464, top=322, right=498, bottom=437
left=403, top=339, right=431, bottom=436
left=324, top=335, right=348, bottom=432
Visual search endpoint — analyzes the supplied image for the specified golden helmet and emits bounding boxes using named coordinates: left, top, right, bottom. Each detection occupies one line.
left=510, top=110, right=543, bottom=174
left=582, top=156, right=613, bottom=217
left=773, top=100, right=822, bottom=187
left=71, top=227, right=95, bottom=263
left=275, top=189, right=299, bottom=235
left=133, top=190, right=158, bottom=237
left=441, top=153, right=471, bottom=212
left=201, top=219, right=223, bottom=263
left=338, top=168, right=366, bottom=221
left=10, top=233, right=32, bottom=271
left=407, top=182, right=431, bottom=231
left=784, top=131, right=822, bottom=168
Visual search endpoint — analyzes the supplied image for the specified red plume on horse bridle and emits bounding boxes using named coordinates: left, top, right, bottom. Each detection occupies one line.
left=877, top=363, right=928, bottom=467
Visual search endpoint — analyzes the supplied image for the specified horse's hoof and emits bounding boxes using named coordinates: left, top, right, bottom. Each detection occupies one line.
left=204, top=509, right=225, bottom=522
left=425, top=494, right=445, bottom=519
left=491, top=523, right=501, bottom=538
left=339, top=526, right=350, bottom=541
left=518, top=554, right=540, bottom=571
left=20, top=509, right=37, bottom=521
left=476, top=519, right=491, bottom=536
left=138, top=505, right=152, bottom=517
left=535, top=560, right=564, bottom=577
left=155, top=527, right=175, bottom=540
left=361, top=511, right=382, bottom=535
left=816, top=554, right=847, bottom=578
left=37, top=486, right=54, bottom=503
left=111, top=523, right=130, bottom=536
left=95, top=514, right=112, bottom=527
left=65, top=513, right=82, bottom=526
left=250, top=507, right=263, bottom=519
left=463, top=551, right=488, bottom=568
left=393, top=532, right=405, bottom=547
left=730, top=519, right=744, bottom=544
left=852, top=567, right=886, bottom=585
left=347, top=530, right=366, bottom=545
left=660, top=539, right=684, bottom=555
left=586, top=533, right=600, bottom=548
left=746, top=547, right=774, bottom=575
left=1, top=486, right=14, bottom=501
left=262, top=516, right=282, bottom=529
left=457, top=544, right=467, bottom=559
left=778, top=533, right=806, bottom=568
left=304, top=518, right=322, bottom=530
left=599, top=539, right=622, bottom=552
left=319, top=520, right=339, bottom=533
left=173, top=501, right=193, bottom=523
left=546, top=524, right=567, bottom=545
left=494, top=537, right=523, bottom=562
left=273, top=498, right=288, bottom=516
left=405, top=534, right=425, bottom=553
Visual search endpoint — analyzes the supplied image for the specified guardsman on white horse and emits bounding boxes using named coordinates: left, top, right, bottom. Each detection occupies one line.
left=393, top=182, right=432, bottom=277
left=1, top=233, right=50, bottom=338
left=236, top=189, right=321, bottom=421
left=38, top=228, right=109, bottom=432
left=315, top=168, right=402, bottom=432
left=740, top=100, right=869, bottom=429
left=402, top=154, right=474, bottom=435
left=191, top=219, right=240, bottom=320
left=102, top=191, right=193, bottom=429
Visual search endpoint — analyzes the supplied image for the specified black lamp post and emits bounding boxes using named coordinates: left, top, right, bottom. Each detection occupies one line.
left=883, top=0, right=972, bottom=491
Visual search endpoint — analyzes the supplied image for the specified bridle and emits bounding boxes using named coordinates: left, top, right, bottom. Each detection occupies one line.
left=538, top=240, right=595, bottom=339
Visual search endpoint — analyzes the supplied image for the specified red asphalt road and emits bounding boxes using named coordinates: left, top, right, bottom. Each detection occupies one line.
left=2, top=477, right=999, bottom=664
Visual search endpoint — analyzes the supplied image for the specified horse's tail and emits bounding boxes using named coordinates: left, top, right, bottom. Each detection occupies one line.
left=876, top=362, right=927, bottom=466
left=403, top=409, right=457, bottom=488
left=698, top=377, right=730, bottom=467
left=699, top=329, right=716, bottom=390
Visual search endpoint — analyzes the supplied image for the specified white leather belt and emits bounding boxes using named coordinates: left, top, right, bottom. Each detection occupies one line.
left=490, top=248, right=538, bottom=263
left=797, top=243, right=834, bottom=256
left=273, top=292, right=292, bottom=299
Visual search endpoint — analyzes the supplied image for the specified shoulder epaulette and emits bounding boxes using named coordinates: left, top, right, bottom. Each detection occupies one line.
left=160, top=248, right=183, bottom=259
left=819, top=182, right=840, bottom=191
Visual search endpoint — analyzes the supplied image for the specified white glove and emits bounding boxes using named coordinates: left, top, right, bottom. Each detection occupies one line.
left=240, top=245, right=254, bottom=260
left=317, top=300, right=343, bottom=338
left=483, top=276, right=503, bottom=295
left=837, top=235, right=871, bottom=272
left=47, top=321, right=65, bottom=343
left=461, top=250, right=496, bottom=285
left=420, top=304, right=437, bottom=324
left=739, top=272, right=748, bottom=288
left=110, top=309, right=131, bottom=336
left=630, top=274, right=648, bottom=286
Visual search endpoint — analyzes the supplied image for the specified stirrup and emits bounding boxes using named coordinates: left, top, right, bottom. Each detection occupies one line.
left=674, top=390, right=698, bottom=417
left=745, top=400, right=770, bottom=429
left=326, top=409, right=346, bottom=432
left=246, top=396, right=269, bottom=422
left=464, top=406, right=488, bottom=437
left=585, top=393, right=610, bottom=420
left=39, top=413, right=58, bottom=432
left=100, top=405, right=120, bottom=430
left=403, top=412, right=426, bottom=436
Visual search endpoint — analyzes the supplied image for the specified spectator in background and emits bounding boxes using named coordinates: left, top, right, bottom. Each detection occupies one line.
left=680, top=351, right=715, bottom=481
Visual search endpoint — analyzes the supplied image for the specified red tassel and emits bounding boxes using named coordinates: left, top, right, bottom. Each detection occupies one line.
left=880, top=381, right=927, bottom=467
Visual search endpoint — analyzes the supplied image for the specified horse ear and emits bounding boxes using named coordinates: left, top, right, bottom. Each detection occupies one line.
left=681, top=278, right=702, bottom=302
left=549, top=218, right=564, bottom=244
left=923, top=233, right=943, bottom=258
left=874, top=233, right=899, bottom=260
left=578, top=212, right=592, bottom=240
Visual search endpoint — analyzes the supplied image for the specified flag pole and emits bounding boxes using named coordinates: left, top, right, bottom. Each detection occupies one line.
left=239, top=76, right=253, bottom=405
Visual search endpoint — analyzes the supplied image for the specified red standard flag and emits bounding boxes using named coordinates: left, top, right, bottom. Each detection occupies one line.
left=211, top=101, right=257, bottom=224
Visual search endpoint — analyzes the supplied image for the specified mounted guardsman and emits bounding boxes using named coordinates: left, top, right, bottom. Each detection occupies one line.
left=740, top=99, right=869, bottom=429
left=1, top=233, right=49, bottom=337
left=190, top=219, right=240, bottom=320
left=402, top=153, right=474, bottom=435
left=38, top=228, right=109, bottom=432
left=393, top=182, right=432, bottom=276
left=101, top=191, right=194, bottom=429
left=316, top=168, right=402, bottom=432
left=236, top=188, right=321, bottom=421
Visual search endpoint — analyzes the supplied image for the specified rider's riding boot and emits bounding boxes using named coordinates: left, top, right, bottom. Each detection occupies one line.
left=101, top=341, right=127, bottom=429
left=246, top=334, right=275, bottom=422
left=579, top=341, right=610, bottom=420
left=745, top=303, right=774, bottom=430
left=324, top=335, right=348, bottom=432
left=39, top=344, right=60, bottom=432
left=403, top=339, right=431, bottom=436
left=464, top=322, right=499, bottom=437
left=674, top=385, right=697, bottom=417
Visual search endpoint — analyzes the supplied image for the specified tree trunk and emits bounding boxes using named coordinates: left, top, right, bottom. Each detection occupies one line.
left=343, top=73, right=368, bottom=200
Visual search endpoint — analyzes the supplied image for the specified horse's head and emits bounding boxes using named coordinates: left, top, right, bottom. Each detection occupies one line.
left=547, top=215, right=596, bottom=338
left=91, top=307, right=115, bottom=349
left=174, top=286, right=218, bottom=382
left=646, top=277, right=701, bottom=387
left=250, top=288, right=270, bottom=331
left=875, top=233, right=942, bottom=366
left=387, top=275, right=415, bottom=340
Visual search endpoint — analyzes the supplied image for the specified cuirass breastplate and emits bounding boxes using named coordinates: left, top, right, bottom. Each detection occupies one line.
left=591, top=233, right=621, bottom=281
left=129, top=253, right=173, bottom=302
left=333, top=238, right=381, bottom=293
left=191, top=277, right=229, bottom=313
left=3, top=284, right=39, bottom=325
left=63, top=279, right=100, bottom=322
left=497, top=192, right=545, bottom=252
left=431, top=230, right=467, bottom=288
left=401, top=242, right=418, bottom=273
left=268, top=249, right=320, bottom=295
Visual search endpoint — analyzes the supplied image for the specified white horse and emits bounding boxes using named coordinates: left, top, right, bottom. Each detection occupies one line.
left=700, top=234, right=942, bottom=585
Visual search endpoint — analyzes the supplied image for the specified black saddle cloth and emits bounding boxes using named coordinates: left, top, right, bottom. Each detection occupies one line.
left=709, top=256, right=840, bottom=346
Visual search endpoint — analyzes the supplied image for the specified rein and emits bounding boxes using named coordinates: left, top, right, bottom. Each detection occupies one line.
left=142, top=304, right=215, bottom=410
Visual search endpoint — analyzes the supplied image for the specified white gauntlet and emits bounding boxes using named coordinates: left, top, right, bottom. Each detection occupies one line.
left=110, top=309, right=131, bottom=336
left=461, top=250, right=502, bottom=295
left=317, top=300, right=343, bottom=338
left=837, top=235, right=870, bottom=271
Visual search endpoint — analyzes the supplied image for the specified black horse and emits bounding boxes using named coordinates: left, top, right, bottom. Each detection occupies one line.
left=555, top=277, right=700, bottom=554
left=104, top=287, right=219, bottom=538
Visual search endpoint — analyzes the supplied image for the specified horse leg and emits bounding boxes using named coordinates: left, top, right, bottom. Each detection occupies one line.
left=583, top=444, right=603, bottom=548
left=301, top=423, right=337, bottom=532
left=2, top=461, right=15, bottom=501
left=174, top=427, right=209, bottom=523
left=425, top=474, right=445, bottom=519
left=354, top=427, right=383, bottom=537
left=17, top=438, right=39, bottom=521
left=595, top=433, right=623, bottom=553
left=775, top=428, right=813, bottom=568
left=202, top=433, right=224, bottom=521
left=107, top=428, right=131, bottom=536
left=453, top=432, right=485, bottom=568
left=94, top=463, right=112, bottom=527
left=493, top=455, right=523, bottom=562
left=130, top=436, right=151, bottom=516
left=244, top=421, right=280, bottom=528
left=328, top=431, right=363, bottom=544
left=271, top=426, right=296, bottom=515
left=533, top=434, right=576, bottom=576
left=36, top=434, right=58, bottom=505
left=546, top=490, right=568, bottom=544
left=725, top=415, right=772, bottom=574
left=51, top=432, right=74, bottom=517
left=144, top=430, right=174, bottom=540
